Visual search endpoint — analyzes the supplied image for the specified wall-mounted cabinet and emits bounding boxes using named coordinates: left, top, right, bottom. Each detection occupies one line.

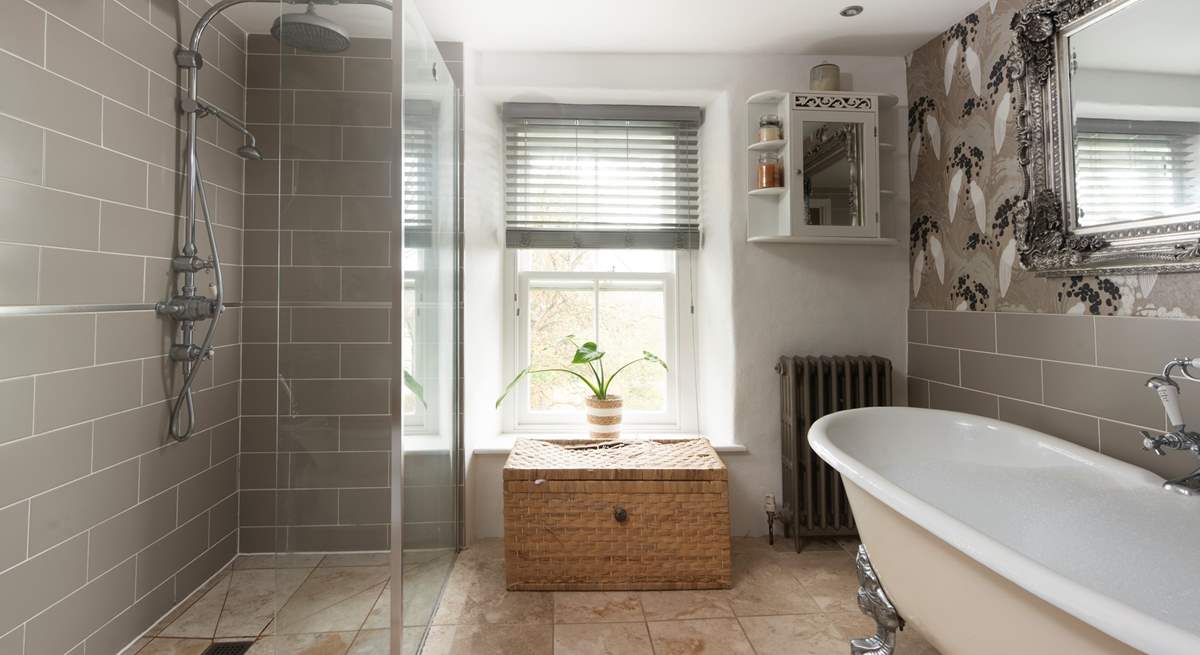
left=746, top=90, right=898, bottom=244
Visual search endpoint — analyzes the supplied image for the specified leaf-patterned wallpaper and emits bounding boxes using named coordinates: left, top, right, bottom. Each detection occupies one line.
left=907, top=0, right=1200, bottom=318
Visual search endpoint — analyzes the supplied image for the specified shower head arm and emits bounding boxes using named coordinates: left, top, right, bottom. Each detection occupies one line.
left=193, top=99, right=257, bottom=149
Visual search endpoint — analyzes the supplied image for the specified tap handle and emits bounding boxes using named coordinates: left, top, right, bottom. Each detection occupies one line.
left=1141, top=431, right=1167, bottom=456
left=1157, top=382, right=1186, bottom=428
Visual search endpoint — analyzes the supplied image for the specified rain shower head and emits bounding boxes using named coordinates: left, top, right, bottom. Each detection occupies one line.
left=237, top=144, right=264, bottom=161
left=271, top=3, right=351, bottom=53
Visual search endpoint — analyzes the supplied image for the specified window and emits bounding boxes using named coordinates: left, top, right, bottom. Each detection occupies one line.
left=1074, top=118, right=1200, bottom=226
left=506, top=249, right=696, bottom=431
left=500, top=102, right=703, bottom=432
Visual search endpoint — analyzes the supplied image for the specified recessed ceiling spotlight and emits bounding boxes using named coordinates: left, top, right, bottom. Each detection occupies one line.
left=840, top=5, right=864, bottom=17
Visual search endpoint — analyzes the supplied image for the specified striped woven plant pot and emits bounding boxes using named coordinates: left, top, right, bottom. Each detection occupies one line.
left=584, top=395, right=623, bottom=439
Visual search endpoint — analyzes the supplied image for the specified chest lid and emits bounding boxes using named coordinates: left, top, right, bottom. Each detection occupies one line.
left=503, top=438, right=727, bottom=482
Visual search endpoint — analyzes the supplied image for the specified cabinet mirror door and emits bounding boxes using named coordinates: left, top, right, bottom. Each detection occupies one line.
left=803, top=121, right=865, bottom=227
left=790, top=110, right=879, bottom=238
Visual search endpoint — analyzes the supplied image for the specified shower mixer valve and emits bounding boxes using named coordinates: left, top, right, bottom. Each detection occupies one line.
left=156, top=295, right=220, bottom=323
left=1142, top=357, right=1200, bottom=496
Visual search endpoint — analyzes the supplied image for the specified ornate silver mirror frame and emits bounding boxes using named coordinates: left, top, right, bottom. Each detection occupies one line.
left=1010, top=0, right=1200, bottom=275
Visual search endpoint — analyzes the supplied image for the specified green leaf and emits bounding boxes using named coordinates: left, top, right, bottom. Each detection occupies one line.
left=403, top=370, right=427, bottom=408
left=571, top=341, right=605, bottom=365
left=495, top=366, right=532, bottom=409
left=643, top=351, right=669, bottom=372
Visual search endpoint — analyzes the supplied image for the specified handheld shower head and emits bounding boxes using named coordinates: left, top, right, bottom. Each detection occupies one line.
left=272, top=3, right=351, bottom=53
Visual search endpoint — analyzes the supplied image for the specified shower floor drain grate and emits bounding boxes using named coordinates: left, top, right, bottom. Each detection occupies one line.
left=201, top=642, right=254, bottom=655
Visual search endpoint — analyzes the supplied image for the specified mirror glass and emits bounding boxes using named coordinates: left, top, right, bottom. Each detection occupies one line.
left=1067, top=0, right=1200, bottom=227
left=802, top=121, right=863, bottom=226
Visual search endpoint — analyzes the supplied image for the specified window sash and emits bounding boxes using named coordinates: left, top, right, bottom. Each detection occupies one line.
left=515, top=270, right=680, bottom=428
left=503, top=103, right=702, bottom=250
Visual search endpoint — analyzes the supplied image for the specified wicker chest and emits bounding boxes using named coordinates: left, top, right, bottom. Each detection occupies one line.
left=503, top=438, right=732, bottom=591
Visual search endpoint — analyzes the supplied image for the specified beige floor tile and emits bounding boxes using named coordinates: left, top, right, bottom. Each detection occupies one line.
left=431, top=557, right=553, bottom=625
left=458, top=538, right=503, bottom=561
left=275, top=566, right=391, bottom=634
left=828, top=611, right=942, bottom=655
left=553, top=622, right=654, bottom=655
left=216, top=568, right=312, bottom=638
left=553, top=592, right=644, bottom=624
left=780, top=551, right=860, bottom=613
left=637, top=590, right=733, bottom=621
left=320, top=553, right=391, bottom=568
left=646, top=618, right=756, bottom=655
left=158, top=576, right=232, bottom=638
left=233, top=554, right=324, bottom=570
left=401, top=627, right=424, bottom=655
left=401, top=552, right=454, bottom=627
left=739, top=614, right=848, bottom=655
left=347, top=628, right=390, bottom=655
left=363, top=582, right=391, bottom=630
left=728, top=553, right=821, bottom=617
left=134, top=638, right=212, bottom=655
left=422, top=624, right=554, bottom=655
left=403, top=548, right=454, bottom=568
left=247, top=631, right=355, bottom=655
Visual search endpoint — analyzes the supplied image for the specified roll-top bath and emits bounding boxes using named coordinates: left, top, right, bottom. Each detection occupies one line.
left=810, top=407, right=1200, bottom=655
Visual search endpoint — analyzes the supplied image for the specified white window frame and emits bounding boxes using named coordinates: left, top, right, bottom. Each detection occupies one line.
left=502, top=250, right=698, bottom=434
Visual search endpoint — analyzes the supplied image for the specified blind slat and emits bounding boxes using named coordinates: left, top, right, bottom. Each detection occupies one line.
left=504, top=103, right=701, bottom=250
left=1075, top=124, right=1199, bottom=224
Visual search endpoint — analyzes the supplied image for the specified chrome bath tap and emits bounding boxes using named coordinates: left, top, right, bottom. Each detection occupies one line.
left=1142, top=357, right=1200, bottom=496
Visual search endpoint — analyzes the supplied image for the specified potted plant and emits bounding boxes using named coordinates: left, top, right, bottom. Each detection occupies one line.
left=496, top=337, right=668, bottom=439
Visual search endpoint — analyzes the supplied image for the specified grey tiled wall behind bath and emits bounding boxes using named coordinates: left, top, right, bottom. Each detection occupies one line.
left=908, top=309, right=1200, bottom=482
left=0, top=0, right=246, bottom=653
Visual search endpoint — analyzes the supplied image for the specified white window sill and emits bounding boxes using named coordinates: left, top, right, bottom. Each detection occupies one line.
left=473, top=433, right=748, bottom=456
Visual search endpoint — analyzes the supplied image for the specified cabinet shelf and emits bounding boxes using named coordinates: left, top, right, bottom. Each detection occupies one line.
left=748, top=139, right=787, bottom=152
left=748, top=187, right=786, bottom=197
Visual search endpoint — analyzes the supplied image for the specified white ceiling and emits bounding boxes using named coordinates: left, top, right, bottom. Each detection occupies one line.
left=224, top=0, right=983, bottom=56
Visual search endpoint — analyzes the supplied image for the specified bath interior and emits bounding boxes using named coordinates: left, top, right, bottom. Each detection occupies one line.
left=1, top=0, right=1199, bottom=653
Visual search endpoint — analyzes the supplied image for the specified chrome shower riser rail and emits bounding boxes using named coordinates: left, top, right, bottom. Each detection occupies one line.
left=0, top=302, right=247, bottom=317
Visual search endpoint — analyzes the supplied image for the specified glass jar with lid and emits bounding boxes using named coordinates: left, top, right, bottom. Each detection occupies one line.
left=757, top=153, right=783, bottom=189
left=758, top=114, right=783, bottom=142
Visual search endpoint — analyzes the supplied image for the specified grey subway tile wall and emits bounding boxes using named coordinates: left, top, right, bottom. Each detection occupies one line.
left=907, top=310, right=1194, bottom=475
left=240, top=35, right=396, bottom=553
left=0, top=1, right=244, bottom=653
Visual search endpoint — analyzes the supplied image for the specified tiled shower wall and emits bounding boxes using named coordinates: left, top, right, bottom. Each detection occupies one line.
left=238, top=34, right=395, bottom=553
left=0, top=0, right=245, bottom=653
left=906, top=0, right=1200, bottom=475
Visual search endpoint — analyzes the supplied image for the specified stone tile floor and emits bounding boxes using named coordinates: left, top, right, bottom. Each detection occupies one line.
left=123, top=550, right=453, bottom=655
left=123, top=538, right=940, bottom=655
left=422, top=536, right=940, bottom=655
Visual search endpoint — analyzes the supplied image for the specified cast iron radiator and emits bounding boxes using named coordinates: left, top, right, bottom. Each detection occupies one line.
left=775, top=355, right=892, bottom=551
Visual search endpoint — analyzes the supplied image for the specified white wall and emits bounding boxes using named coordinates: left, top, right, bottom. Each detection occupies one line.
left=462, top=51, right=910, bottom=538
left=461, top=47, right=507, bottom=543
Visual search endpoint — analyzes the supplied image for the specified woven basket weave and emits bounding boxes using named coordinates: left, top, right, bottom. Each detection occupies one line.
left=503, top=438, right=732, bottom=591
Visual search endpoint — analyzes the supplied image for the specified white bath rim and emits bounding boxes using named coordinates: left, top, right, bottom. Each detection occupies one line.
left=808, top=407, right=1200, bottom=655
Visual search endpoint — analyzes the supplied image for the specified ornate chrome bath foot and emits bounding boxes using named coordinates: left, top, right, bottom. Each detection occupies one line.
left=851, top=545, right=904, bottom=655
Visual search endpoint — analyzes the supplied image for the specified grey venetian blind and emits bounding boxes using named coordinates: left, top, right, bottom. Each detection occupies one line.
left=503, top=103, right=702, bottom=249
left=1074, top=118, right=1199, bottom=225
left=402, top=99, right=437, bottom=248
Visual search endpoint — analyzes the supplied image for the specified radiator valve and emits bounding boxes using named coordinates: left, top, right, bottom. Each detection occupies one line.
left=764, top=494, right=778, bottom=545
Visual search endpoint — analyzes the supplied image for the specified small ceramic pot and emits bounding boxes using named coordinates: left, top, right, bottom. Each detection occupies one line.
left=585, top=395, right=623, bottom=439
